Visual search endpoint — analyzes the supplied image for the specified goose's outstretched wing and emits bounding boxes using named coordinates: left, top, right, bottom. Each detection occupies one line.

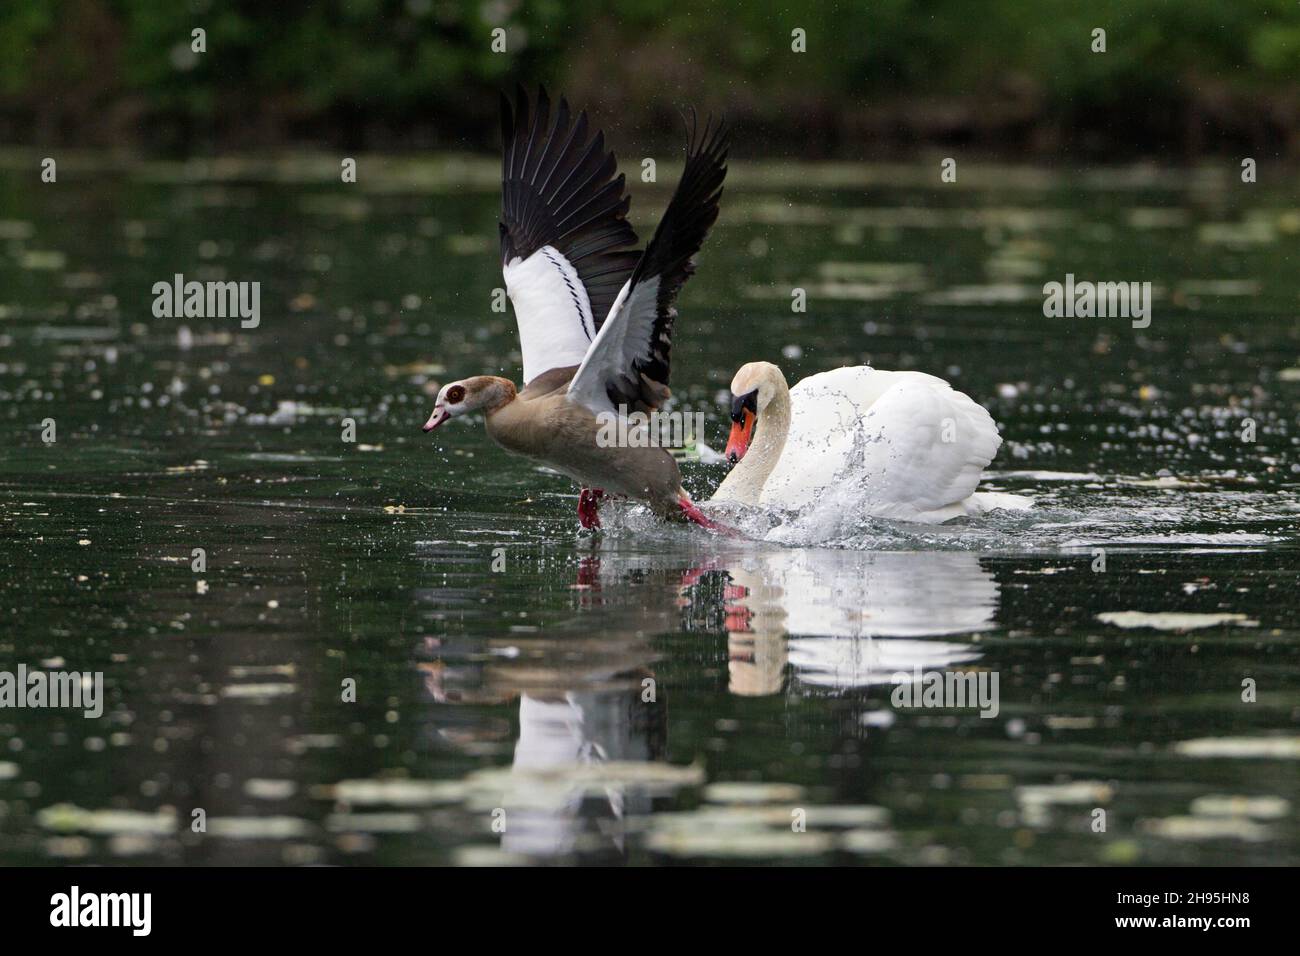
left=567, top=115, right=730, bottom=416
left=500, top=86, right=641, bottom=384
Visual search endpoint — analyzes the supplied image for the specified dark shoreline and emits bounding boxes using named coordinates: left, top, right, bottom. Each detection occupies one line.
left=3, top=90, right=1297, bottom=162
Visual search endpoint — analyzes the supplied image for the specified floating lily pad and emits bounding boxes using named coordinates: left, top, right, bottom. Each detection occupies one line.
left=1141, top=816, right=1271, bottom=842
left=1015, top=782, right=1113, bottom=806
left=1189, top=795, right=1290, bottom=820
left=37, top=803, right=177, bottom=835
left=1173, top=737, right=1300, bottom=759
left=325, top=778, right=467, bottom=807
left=244, top=779, right=297, bottom=800
left=840, top=829, right=900, bottom=854
left=1096, top=611, right=1256, bottom=631
left=207, top=816, right=311, bottom=839
left=703, top=782, right=805, bottom=804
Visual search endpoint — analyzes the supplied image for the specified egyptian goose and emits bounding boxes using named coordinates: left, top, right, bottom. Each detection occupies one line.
left=423, top=87, right=730, bottom=531
left=712, top=362, right=1032, bottom=522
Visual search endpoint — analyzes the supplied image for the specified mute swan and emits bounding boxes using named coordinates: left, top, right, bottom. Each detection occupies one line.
left=712, top=362, right=1030, bottom=522
left=423, top=86, right=731, bottom=531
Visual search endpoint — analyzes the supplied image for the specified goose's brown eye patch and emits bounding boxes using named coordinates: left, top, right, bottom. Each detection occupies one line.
left=446, top=385, right=466, bottom=404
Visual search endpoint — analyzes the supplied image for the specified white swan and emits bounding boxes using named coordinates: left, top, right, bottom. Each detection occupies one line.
left=711, top=362, right=1030, bottom=522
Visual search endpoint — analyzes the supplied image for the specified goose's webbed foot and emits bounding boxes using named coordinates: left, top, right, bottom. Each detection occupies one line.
left=678, top=495, right=739, bottom=536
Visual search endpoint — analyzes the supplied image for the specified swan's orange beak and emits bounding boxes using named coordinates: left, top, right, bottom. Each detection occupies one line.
left=725, top=409, right=755, bottom=463
left=422, top=406, right=449, bottom=432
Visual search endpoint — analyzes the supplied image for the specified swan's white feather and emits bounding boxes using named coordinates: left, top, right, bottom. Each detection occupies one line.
left=503, top=246, right=595, bottom=384
left=757, top=366, right=1005, bottom=521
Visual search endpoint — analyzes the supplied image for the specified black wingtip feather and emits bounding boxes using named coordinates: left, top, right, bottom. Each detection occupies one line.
left=499, top=86, right=639, bottom=331
left=604, top=109, right=730, bottom=409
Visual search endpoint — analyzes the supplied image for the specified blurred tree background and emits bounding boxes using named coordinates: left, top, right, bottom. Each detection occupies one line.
left=1, top=0, right=1298, bottom=157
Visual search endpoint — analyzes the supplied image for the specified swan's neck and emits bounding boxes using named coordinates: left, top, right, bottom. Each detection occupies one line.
left=712, top=378, right=791, bottom=504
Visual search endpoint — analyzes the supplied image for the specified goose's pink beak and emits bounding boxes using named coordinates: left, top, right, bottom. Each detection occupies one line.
left=423, top=406, right=450, bottom=432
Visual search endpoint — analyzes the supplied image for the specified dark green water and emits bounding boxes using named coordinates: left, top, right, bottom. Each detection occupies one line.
left=1, top=155, right=1297, bottom=865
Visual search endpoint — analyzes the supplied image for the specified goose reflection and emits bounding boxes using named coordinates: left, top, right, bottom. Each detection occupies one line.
left=415, top=559, right=680, bottom=862
left=420, top=650, right=667, bottom=862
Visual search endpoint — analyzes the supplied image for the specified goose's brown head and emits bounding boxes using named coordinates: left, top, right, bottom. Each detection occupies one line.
left=423, top=376, right=516, bottom=432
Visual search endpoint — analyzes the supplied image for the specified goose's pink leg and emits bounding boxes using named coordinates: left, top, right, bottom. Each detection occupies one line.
left=578, top=488, right=605, bottom=529
left=678, top=495, right=739, bottom=536
left=576, top=556, right=601, bottom=590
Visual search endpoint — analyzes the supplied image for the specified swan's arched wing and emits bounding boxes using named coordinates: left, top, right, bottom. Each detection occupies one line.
left=854, top=378, right=1001, bottom=517
left=500, top=86, right=641, bottom=384
left=759, top=369, right=1001, bottom=519
left=567, top=117, right=729, bottom=416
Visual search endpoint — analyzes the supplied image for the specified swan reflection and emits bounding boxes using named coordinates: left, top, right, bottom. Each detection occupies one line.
left=711, top=549, right=998, bottom=695
left=415, top=543, right=999, bottom=860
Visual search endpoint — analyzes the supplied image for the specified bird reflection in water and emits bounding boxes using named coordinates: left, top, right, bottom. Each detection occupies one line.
left=416, top=544, right=999, bottom=861
left=704, top=549, right=999, bottom=696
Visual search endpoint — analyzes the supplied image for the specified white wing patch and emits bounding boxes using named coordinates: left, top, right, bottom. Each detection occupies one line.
left=504, top=245, right=595, bottom=384
left=566, top=275, right=662, bottom=416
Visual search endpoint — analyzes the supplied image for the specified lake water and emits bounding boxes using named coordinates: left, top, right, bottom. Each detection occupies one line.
left=1, top=154, right=1297, bottom=865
